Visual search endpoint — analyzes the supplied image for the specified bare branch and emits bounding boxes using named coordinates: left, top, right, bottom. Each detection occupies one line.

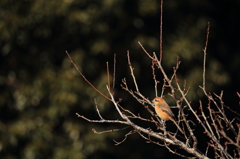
left=202, top=22, right=210, bottom=91
left=127, top=51, right=139, bottom=92
left=160, top=0, right=163, bottom=62
left=76, top=112, right=128, bottom=124
left=94, top=98, right=104, bottom=120
left=106, top=62, right=111, bottom=92
left=112, top=54, right=116, bottom=91
left=92, top=126, right=130, bottom=134
left=151, top=60, right=159, bottom=97
left=65, top=51, right=112, bottom=101
left=138, top=41, right=154, bottom=60
left=113, top=130, right=136, bottom=145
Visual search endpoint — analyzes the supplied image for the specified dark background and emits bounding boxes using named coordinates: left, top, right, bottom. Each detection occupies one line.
left=1, top=0, right=240, bottom=158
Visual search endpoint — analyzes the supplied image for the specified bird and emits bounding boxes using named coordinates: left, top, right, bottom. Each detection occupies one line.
left=152, top=97, right=184, bottom=134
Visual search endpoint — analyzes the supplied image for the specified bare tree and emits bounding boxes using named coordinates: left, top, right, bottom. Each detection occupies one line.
left=66, top=1, right=240, bottom=158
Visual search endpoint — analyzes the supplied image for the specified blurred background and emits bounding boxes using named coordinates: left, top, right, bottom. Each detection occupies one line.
left=1, top=0, right=240, bottom=158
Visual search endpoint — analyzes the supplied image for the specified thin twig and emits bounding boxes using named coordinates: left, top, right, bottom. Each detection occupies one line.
left=94, top=98, right=104, bottom=120
left=199, top=101, right=215, bottom=138
left=106, top=62, right=111, bottom=92
left=92, top=126, right=130, bottom=134
left=138, top=42, right=154, bottom=60
left=127, top=51, right=139, bottom=92
left=160, top=0, right=163, bottom=62
left=151, top=60, right=159, bottom=97
left=76, top=112, right=128, bottom=124
left=113, top=130, right=136, bottom=145
left=112, top=54, right=116, bottom=91
left=202, top=22, right=210, bottom=91
left=66, top=51, right=112, bottom=101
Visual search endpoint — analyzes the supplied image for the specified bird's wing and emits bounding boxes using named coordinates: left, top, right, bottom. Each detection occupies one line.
left=161, top=108, right=175, bottom=120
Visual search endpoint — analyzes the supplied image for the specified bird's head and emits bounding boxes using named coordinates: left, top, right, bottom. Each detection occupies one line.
left=152, top=97, right=167, bottom=106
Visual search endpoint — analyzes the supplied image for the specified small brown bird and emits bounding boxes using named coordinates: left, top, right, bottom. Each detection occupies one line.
left=153, top=97, right=184, bottom=134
